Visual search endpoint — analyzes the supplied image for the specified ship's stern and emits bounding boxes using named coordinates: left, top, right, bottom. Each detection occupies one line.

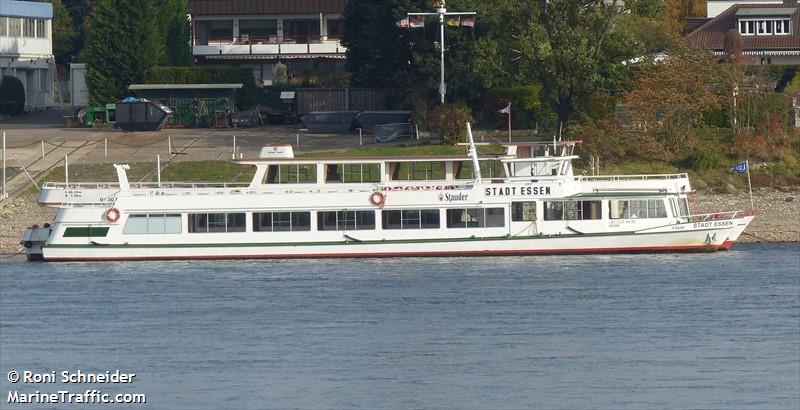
left=20, top=225, right=52, bottom=261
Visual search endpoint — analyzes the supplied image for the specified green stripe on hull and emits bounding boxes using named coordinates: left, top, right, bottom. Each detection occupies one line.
left=44, top=226, right=729, bottom=249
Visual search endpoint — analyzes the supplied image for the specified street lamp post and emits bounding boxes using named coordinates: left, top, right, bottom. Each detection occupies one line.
left=408, top=1, right=476, bottom=104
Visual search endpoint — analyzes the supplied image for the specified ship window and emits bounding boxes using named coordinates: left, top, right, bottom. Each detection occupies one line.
left=317, top=211, right=375, bottom=231
left=544, top=202, right=564, bottom=220
left=564, top=200, right=602, bottom=220
left=63, top=227, right=109, bottom=238
left=512, top=202, right=537, bottom=222
left=679, top=198, right=690, bottom=217
left=392, top=161, right=444, bottom=181
left=455, top=161, right=507, bottom=179
left=609, top=199, right=668, bottom=219
left=123, top=214, right=182, bottom=234
left=326, top=163, right=380, bottom=183
left=189, top=213, right=245, bottom=233
left=382, top=209, right=440, bottom=229
left=253, top=211, right=311, bottom=232
left=265, top=164, right=317, bottom=184
left=446, top=208, right=505, bottom=228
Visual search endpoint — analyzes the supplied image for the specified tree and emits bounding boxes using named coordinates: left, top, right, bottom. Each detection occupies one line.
left=84, top=0, right=161, bottom=104
left=62, top=0, right=99, bottom=60
left=0, top=76, right=26, bottom=115
left=622, top=50, right=739, bottom=158
left=50, top=0, right=78, bottom=65
left=490, top=0, right=662, bottom=128
left=155, top=0, right=190, bottom=66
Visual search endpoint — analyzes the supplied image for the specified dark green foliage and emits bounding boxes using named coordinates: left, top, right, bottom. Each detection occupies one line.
left=0, top=76, right=25, bottom=115
left=0, top=99, right=18, bottom=116
left=427, top=103, right=474, bottom=144
left=51, top=0, right=78, bottom=66
left=84, top=0, right=161, bottom=104
left=156, top=0, right=190, bottom=66
left=144, top=67, right=258, bottom=110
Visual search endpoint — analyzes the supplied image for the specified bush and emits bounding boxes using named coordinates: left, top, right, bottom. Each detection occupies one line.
left=0, top=76, right=25, bottom=115
left=426, top=103, right=473, bottom=144
left=144, top=66, right=258, bottom=110
left=0, top=99, right=17, bottom=116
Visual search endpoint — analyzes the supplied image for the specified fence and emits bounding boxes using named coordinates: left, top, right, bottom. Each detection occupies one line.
left=295, top=88, right=389, bottom=114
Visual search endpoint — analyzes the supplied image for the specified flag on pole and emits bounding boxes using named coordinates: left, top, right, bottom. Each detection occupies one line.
left=498, top=104, right=511, bottom=114
left=396, top=17, right=409, bottom=28
left=446, top=16, right=461, bottom=26
left=409, top=16, right=426, bottom=28
left=460, top=16, right=476, bottom=27
left=730, top=161, right=748, bottom=173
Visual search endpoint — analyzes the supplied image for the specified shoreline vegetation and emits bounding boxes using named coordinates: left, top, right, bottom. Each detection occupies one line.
left=0, top=146, right=796, bottom=254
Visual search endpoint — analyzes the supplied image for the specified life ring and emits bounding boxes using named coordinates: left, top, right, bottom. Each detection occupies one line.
left=105, top=207, right=121, bottom=223
left=369, top=191, right=386, bottom=206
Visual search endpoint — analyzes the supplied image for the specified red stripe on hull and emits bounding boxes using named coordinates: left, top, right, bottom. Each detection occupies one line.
left=42, top=243, right=728, bottom=262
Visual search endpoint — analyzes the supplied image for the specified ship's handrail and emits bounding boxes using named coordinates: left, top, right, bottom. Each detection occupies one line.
left=42, top=181, right=252, bottom=190
left=682, top=209, right=749, bottom=222
left=578, top=173, right=689, bottom=182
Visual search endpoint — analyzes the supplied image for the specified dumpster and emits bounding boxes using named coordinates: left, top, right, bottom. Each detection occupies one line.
left=116, top=100, right=172, bottom=131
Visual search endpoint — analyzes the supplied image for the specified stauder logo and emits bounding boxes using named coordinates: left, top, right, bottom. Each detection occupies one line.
left=440, top=192, right=469, bottom=202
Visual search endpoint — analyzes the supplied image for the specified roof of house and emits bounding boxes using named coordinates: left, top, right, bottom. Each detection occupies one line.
left=685, top=3, right=800, bottom=51
left=0, top=0, right=52, bottom=19
left=189, top=0, right=346, bottom=15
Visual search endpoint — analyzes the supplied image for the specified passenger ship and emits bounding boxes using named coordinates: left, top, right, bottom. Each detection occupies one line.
left=21, top=127, right=754, bottom=261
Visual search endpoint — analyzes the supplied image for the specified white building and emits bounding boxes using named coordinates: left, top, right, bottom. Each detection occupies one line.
left=0, top=0, right=54, bottom=111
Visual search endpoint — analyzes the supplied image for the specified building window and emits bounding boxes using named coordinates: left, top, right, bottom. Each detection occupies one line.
left=609, top=199, right=667, bottom=219
left=283, top=19, right=321, bottom=43
left=239, top=19, right=277, bottom=43
left=196, top=20, right=233, bottom=44
left=23, top=18, right=35, bottom=38
left=189, top=212, right=246, bottom=233
left=8, top=18, right=21, bottom=37
left=317, top=211, right=375, bottom=231
left=253, top=211, right=311, bottom=232
left=327, top=19, right=341, bottom=40
left=446, top=208, right=505, bottom=228
left=776, top=19, right=790, bottom=34
left=511, top=202, right=537, bottom=222
left=382, top=209, right=440, bottom=229
left=35, top=19, right=46, bottom=38
left=0, top=17, right=7, bottom=37
left=264, top=164, right=317, bottom=184
left=123, top=214, right=182, bottom=234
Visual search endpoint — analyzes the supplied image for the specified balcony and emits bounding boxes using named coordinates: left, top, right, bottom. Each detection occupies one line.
left=193, top=36, right=346, bottom=59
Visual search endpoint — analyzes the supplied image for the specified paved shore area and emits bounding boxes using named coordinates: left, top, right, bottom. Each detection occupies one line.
left=0, top=115, right=797, bottom=254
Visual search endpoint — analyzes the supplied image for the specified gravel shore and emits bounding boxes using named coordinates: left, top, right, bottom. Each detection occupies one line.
left=1, top=189, right=797, bottom=254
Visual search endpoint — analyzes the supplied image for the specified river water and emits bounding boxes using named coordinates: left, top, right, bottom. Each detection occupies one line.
left=1, top=244, right=798, bottom=409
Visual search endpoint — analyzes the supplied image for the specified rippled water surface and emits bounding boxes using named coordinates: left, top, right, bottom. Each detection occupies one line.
left=1, top=244, right=799, bottom=409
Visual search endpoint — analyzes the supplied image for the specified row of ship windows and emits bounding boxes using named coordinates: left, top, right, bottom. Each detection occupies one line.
left=262, top=162, right=506, bottom=184
left=107, top=199, right=670, bottom=236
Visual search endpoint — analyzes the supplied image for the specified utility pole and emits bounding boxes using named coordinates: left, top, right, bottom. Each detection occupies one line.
left=407, top=0, right=476, bottom=104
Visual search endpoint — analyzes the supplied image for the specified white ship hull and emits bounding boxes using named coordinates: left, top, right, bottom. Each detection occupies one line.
left=37, top=217, right=751, bottom=261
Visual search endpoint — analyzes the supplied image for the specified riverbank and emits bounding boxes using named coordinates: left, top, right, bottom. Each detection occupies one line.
left=0, top=189, right=796, bottom=255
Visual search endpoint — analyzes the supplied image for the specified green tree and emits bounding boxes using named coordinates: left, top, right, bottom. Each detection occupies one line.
left=155, top=0, right=190, bottom=66
left=490, top=0, right=663, bottom=128
left=84, top=0, right=161, bottom=104
left=50, top=0, right=78, bottom=66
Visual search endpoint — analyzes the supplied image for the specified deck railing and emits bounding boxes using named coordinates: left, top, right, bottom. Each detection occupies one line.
left=42, top=182, right=252, bottom=190
left=578, top=173, right=689, bottom=182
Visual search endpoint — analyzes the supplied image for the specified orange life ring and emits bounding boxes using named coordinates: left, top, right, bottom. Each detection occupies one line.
left=105, top=207, right=121, bottom=222
left=369, top=191, right=386, bottom=206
